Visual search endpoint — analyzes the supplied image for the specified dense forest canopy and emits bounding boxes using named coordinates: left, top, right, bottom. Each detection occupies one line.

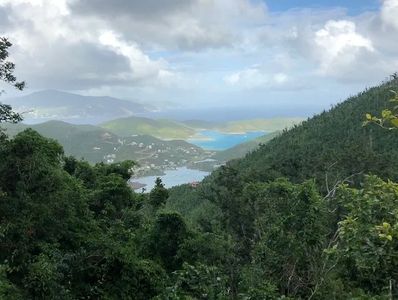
left=1, top=38, right=398, bottom=299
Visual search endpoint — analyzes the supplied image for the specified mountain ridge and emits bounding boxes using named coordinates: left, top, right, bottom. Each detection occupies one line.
left=4, top=89, right=154, bottom=124
left=202, top=79, right=398, bottom=193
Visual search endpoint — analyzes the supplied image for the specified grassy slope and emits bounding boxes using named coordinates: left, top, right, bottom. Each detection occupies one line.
left=183, top=117, right=303, bottom=133
left=101, top=116, right=195, bottom=139
left=181, top=120, right=221, bottom=130
left=218, top=117, right=303, bottom=133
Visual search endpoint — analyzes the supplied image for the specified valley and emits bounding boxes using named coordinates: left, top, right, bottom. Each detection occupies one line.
left=1, top=118, right=281, bottom=185
left=2, top=89, right=302, bottom=186
left=1, top=121, right=213, bottom=178
left=2, top=1, right=398, bottom=297
left=1, top=103, right=300, bottom=189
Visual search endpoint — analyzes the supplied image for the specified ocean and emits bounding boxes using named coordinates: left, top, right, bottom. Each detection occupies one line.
left=188, top=130, right=265, bottom=150
left=132, top=167, right=209, bottom=191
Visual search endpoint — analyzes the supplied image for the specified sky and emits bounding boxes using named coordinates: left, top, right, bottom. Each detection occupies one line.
left=1, top=0, right=398, bottom=117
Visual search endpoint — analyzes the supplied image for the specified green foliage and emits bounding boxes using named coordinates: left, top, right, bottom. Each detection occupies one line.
left=213, top=78, right=398, bottom=192
left=90, top=173, right=135, bottom=218
left=149, top=177, right=169, bottom=208
left=0, top=265, right=23, bottom=299
left=0, top=103, right=22, bottom=124
left=94, top=160, right=135, bottom=180
left=2, top=120, right=209, bottom=169
left=333, top=176, right=398, bottom=293
left=0, top=37, right=25, bottom=91
left=0, top=129, right=168, bottom=298
left=365, top=89, right=398, bottom=130
left=161, top=263, right=228, bottom=299
left=3, top=77, right=398, bottom=299
left=148, top=211, right=189, bottom=271
left=0, top=37, right=25, bottom=124
left=168, top=78, right=398, bottom=298
left=246, top=179, right=329, bottom=297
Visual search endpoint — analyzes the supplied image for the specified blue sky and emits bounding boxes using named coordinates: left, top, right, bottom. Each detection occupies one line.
left=1, top=0, right=398, bottom=119
left=265, top=0, right=379, bottom=14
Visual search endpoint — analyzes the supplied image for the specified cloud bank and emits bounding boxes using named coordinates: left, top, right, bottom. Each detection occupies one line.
left=0, top=0, right=397, bottom=110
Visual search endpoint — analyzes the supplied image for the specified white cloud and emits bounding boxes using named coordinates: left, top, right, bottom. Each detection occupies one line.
left=274, top=73, right=288, bottom=84
left=314, top=20, right=375, bottom=75
left=381, top=0, right=398, bottom=30
left=99, top=31, right=173, bottom=83
left=72, top=0, right=267, bottom=51
left=1, top=0, right=398, bottom=107
left=0, top=0, right=180, bottom=90
left=224, top=68, right=289, bottom=89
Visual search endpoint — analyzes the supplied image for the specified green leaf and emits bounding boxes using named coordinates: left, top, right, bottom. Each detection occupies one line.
left=390, top=118, right=398, bottom=127
left=382, top=109, right=392, bottom=119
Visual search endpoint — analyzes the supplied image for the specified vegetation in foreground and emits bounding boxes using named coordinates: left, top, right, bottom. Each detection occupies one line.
left=2, top=38, right=398, bottom=298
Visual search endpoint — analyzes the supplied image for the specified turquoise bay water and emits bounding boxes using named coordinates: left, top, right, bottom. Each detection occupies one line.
left=188, top=130, right=265, bottom=150
left=133, top=167, right=209, bottom=191
left=133, top=131, right=266, bottom=190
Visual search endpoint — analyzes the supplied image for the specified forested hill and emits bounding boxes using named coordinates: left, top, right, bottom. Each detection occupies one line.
left=212, top=78, right=398, bottom=190
left=1, top=120, right=210, bottom=175
left=3, top=77, right=398, bottom=299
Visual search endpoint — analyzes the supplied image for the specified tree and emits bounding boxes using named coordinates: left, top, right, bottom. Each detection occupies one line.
left=365, top=90, right=398, bottom=130
left=149, top=177, right=169, bottom=208
left=246, top=179, right=329, bottom=298
left=148, top=212, right=189, bottom=271
left=0, top=37, right=25, bottom=123
left=331, top=176, right=398, bottom=295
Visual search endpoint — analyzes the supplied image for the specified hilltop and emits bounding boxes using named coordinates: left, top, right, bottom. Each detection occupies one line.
left=183, top=117, right=303, bottom=133
left=163, top=79, right=398, bottom=299
left=225, top=80, right=398, bottom=189
left=5, top=90, right=153, bottom=124
left=101, top=116, right=196, bottom=140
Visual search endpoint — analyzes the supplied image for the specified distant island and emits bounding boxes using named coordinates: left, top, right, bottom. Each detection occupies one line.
left=2, top=90, right=302, bottom=179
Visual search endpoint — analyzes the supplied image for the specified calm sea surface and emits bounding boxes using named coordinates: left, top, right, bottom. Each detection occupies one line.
left=133, top=167, right=209, bottom=191
left=188, top=130, right=265, bottom=150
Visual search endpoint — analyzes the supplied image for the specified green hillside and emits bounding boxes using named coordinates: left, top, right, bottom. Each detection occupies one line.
left=222, top=81, right=398, bottom=189
left=5, top=89, right=152, bottom=124
left=217, top=117, right=303, bottom=133
left=163, top=78, right=398, bottom=299
left=183, top=117, right=303, bottom=133
left=101, top=116, right=195, bottom=139
left=1, top=121, right=211, bottom=176
left=3, top=79, right=398, bottom=299
left=181, top=119, right=220, bottom=129
left=3, top=5, right=398, bottom=298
